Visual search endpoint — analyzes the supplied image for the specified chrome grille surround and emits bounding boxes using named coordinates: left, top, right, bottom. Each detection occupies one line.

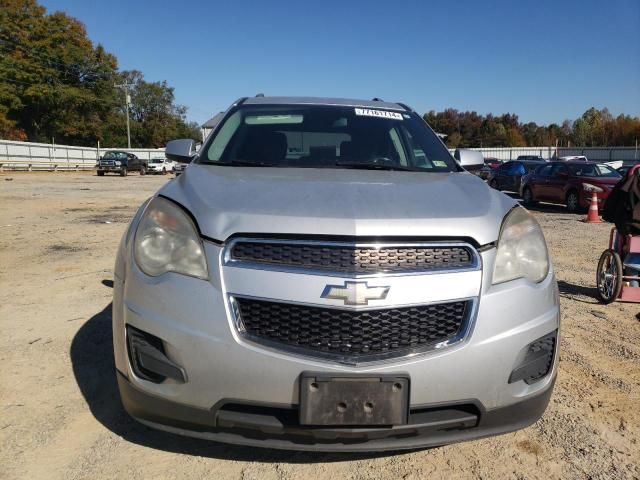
left=222, top=238, right=481, bottom=365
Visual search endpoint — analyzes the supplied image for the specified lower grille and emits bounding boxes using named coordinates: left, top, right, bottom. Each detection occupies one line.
left=234, top=298, right=471, bottom=362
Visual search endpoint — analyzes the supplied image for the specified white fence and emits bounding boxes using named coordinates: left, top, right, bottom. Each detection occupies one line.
left=1, top=139, right=638, bottom=171
left=0, top=140, right=165, bottom=171
left=448, top=146, right=640, bottom=163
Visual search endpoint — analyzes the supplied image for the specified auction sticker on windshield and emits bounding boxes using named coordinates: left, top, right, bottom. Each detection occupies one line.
left=354, top=108, right=403, bottom=120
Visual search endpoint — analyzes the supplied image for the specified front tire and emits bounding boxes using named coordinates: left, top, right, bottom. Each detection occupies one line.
left=522, top=187, right=536, bottom=206
left=140, top=166, right=146, bottom=176
left=120, top=167, right=127, bottom=177
left=566, top=190, right=580, bottom=213
left=97, top=170, right=105, bottom=176
left=596, top=249, right=623, bottom=304
left=489, top=179, right=499, bottom=190
left=162, top=167, right=167, bottom=175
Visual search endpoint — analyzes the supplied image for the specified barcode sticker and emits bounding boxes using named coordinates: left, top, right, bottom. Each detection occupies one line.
left=354, top=108, right=403, bottom=120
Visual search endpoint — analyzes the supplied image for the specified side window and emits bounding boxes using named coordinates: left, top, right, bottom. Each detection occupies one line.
left=511, top=163, right=526, bottom=175
left=538, top=165, right=554, bottom=176
left=499, top=161, right=513, bottom=173
left=506, top=162, right=523, bottom=175
left=552, top=164, right=568, bottom=176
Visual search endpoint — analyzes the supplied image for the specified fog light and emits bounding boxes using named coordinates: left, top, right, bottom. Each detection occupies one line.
left=126, top=325, right=186, bottom=383
left=509, top=331, right=556, bottom=385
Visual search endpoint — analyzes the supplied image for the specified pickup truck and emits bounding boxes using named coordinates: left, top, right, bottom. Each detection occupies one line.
left=97, top=151, right=147, bottom=176
left=112, top=96, right=559, bottom=452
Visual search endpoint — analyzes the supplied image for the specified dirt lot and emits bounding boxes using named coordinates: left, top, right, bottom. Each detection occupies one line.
left=0, top=172, right=638, bottom=480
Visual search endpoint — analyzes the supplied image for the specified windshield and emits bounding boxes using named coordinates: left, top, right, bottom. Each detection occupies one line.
left=150, top=159, right=163, bottom=164
left=568, top=163, right=621, bottom=178
left=103, top=151, right=125, bottom=160
left=200, top=105, right=458, bottom=172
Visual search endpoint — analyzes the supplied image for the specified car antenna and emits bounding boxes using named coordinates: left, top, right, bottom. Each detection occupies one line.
left=371, top=97, right=383, bottom=101
left=255, top=93, right=264, bottom=97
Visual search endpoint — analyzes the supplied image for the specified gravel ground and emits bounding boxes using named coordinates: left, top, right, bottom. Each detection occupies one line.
left=0, top=172, right=638, bottom=480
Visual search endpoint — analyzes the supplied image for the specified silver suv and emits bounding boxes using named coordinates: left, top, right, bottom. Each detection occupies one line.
left=112, top=96, right=559, bottom=452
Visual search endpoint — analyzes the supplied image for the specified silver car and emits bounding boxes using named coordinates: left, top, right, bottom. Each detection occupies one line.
left=113, top=96, right=559, bottom=452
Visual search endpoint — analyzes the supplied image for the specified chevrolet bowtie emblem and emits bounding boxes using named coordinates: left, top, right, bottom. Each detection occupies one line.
left=321, top=281, right=390, bottom=306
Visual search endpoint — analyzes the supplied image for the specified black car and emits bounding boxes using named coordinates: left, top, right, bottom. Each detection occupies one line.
left=97, top=151, right=147, bottom=176
left=487, top=160, right=546, bottom=193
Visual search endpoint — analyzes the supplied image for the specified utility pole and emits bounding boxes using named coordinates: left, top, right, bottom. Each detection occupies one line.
left=114, top=82, right=132, bottom=148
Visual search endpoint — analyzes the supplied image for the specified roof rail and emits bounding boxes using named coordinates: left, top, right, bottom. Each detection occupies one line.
left=371, top=97, right=383, bottom=102
left=255, top=93, right=264, bottom=97
left=396, top=102, right=414, bottom=112
left=232, top=96, right=248, bottom=106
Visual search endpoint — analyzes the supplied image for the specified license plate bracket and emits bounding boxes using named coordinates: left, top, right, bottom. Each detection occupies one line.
left=299, top=373, right=409, bottom=426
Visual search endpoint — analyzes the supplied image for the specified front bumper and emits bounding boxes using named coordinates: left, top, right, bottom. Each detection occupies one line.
left=117, top=370, right=555, bottom=452
left=579, top=190, right=611, bottom=210
left=98, top=165, right=124, bottom=172
left=113, top=238, right=560, bottom=451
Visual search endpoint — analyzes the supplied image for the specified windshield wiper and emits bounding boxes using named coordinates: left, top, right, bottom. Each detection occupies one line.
left=334, top=160, right=416, bottom=172
left=212, top=160, right=276, bottom=167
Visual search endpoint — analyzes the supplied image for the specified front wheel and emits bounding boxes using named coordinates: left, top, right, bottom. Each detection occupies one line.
left=162, top=167, right=167, bottom=175
left=522, top=187, right=536, bottom=206
left=97, top=170, right=105, bottom=176
left=596, top=249, right=623, bottom=304
left=140, top=166, right=146, bottom=175
left=120, top=167, right=127, bottom=177
left=489, top=179, right=499, bottom=190
left=566, top=191, right=580, bottom=213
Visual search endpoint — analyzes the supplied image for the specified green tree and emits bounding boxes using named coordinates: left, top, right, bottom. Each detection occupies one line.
left=0, top=0, right=200, bottom=146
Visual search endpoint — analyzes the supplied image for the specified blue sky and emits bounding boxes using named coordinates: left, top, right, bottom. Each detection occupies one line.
left=40, top=0, right=640, bottom=126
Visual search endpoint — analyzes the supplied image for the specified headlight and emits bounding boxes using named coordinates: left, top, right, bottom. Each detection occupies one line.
left=492, top=207, right=549, bottom=285
left=134, top=197, right=208, bottom=279
left=115, top=161, right=121, bottom=166
left=582, top=182, right=603, bottom=193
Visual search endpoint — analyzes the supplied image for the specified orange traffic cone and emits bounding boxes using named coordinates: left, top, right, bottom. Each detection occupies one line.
left=583, top=191, right=601, bottom=223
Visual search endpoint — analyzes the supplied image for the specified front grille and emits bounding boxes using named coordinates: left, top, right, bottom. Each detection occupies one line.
left=230, top=241, right=476, bottom=274
left=234, top=298, right=470, bottom=361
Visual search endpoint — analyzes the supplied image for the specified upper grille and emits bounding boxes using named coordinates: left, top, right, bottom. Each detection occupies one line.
left=229, top=241, right=476, bottom=274
left=234, top=297, right=470, bottom=362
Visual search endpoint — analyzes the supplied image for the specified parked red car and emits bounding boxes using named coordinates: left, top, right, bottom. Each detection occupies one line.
left=476, top=156, right=502, bottom=180
left=521, top=161, right=621, bottom=212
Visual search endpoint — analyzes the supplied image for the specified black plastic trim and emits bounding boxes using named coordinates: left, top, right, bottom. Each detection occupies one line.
left=117, top=371, right=555, bottom=452
left=126, top=325, right=187, bottom=384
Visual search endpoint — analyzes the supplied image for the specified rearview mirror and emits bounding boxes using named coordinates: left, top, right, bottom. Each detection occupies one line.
left=454, top=149, right=484, bottom=170
left=165, top=139, right=196, bottom=163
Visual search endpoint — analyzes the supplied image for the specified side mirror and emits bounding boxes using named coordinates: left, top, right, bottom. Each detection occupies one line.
left=454, top=149, right=484, bottom=171
left=165, top=139, right=196, bottom=163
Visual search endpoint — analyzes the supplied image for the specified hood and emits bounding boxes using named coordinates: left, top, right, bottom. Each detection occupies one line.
left=159, top=164, right=517, bottom=245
